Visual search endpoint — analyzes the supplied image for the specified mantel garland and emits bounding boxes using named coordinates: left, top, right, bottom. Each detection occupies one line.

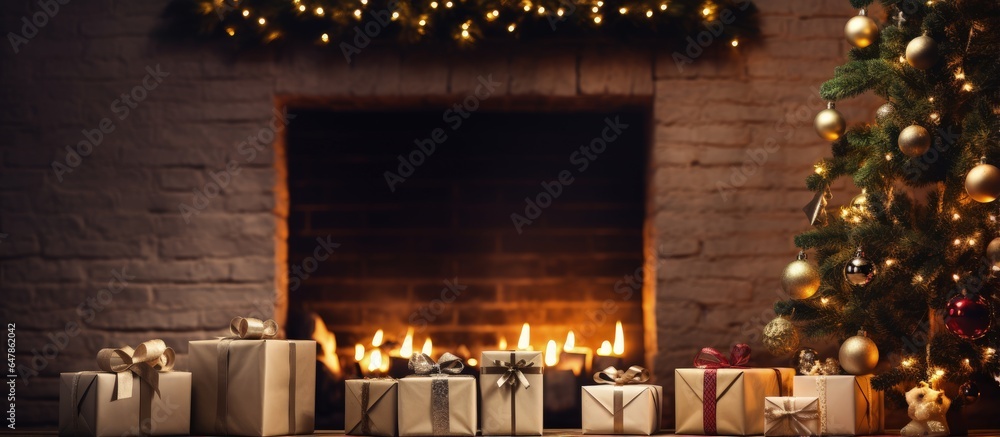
left=161, top=0, right=758, bottom=51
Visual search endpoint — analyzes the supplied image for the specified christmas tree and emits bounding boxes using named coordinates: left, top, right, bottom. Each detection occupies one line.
left=768, top=0, right=1000, bottom=409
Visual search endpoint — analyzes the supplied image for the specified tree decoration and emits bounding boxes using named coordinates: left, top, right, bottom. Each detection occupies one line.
left=987, top=237, right=1000, bottom=268
left=964, top=162, right=1000, bottom=203
left=815, top=102, right=847, bottom=141
left=898, top=124, right=931, bottom=157
left=159, top=0, right=760, bottom=48
left=781, top=251, right=821, bottom=299
left=901, top=382, right=950, bottom=437
left=763, top=316, right=800, bottom=357
left=944, top=294, right=993, bottom=340
left=844, top=247, right=876, bottom=286
left=875, top=102, right=894, bottom=122
left=844, top=9, right=878, bottom=48
left=792, top=346, right=819, bottom=373
left=905, top=34, right=939, bottom=70
left=959, top=381, right=980, bottom=405
left=839, top=329, right=879, bottom=375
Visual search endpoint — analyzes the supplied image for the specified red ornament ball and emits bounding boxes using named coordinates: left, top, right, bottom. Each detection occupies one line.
left=944, top=295, right=993, bottom=340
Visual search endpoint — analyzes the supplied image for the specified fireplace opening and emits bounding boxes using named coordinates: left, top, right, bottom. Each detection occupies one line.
left=281, top=100, right=650, bottom=428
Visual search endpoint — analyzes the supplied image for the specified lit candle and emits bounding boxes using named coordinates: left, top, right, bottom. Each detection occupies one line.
left=556, top=330, right=591, bottom=376
left=517, top=323, right=532, bottom=350
left=372, top=329, right=384, bottom=347
left=544, top=340, right=559, bottom=367
left=421, top=337, right=433, bottom=357
left=388, top=327, right=415, bottom=378
left=498, top=336, right=508, bottom=350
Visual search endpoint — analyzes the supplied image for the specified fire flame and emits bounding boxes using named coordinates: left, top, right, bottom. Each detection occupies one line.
left=369, top=349, right=383, bottom=372
left=613, top=320, right=624, bottom=356
left=564, top=330, right=575, bottom=352
left=354, top=343, right=365, bottom=361
left=544, top=340, right=558, bottom=366
left=498, top=336, right=508, bottom=350
left=400, top=327, right=415, bottom=358
left=517, top=323, right=530, bottom=350
left=311, top=314, right=342, bottom=377
left=372, top=329, right=384, bottom=347
left=421, top=338, right=433, bottom=356
left=597, top=340, right=613, bottom=356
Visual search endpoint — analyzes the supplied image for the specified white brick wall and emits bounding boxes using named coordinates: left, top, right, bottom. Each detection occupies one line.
left=0, top=0, right=878, bottom=427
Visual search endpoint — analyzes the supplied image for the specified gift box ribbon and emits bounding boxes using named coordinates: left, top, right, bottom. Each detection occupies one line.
left=692, top=344, right=750, bottom=435
left=349, top=378, right=396, bottom=435
left=480, top=352, right=543, bottom=435
left=213, top=317, right=298, bottom=436
left=593, top=365, right=657, bottom=434
left=408, top=352, right=468, bottom=435
left=765, top=398, right=819, bottom=436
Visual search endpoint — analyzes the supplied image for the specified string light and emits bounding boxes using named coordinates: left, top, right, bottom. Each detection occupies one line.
left=314, top=6, right=324, bottom=15
left=445, top=1, right=453, bottom=7
left=597, top=1, right=603, bottom=6
left=702, top=7, right=711, bottom=15
left=814, top=163, right=826, bottom=174
left=619, top=7, right=628, bottom=14
left=952, top=273, right=960, bottom=281
left=820, top=297, right=830, bottom=305
left=537, top=6, right=545, bottom=14
left=898, top=55, right=907, bottom=64
left=242, top=9, right=250, bottom=17
left=298, top=5, right=306, bottom=12
left=953, top=239, right=962, bottom=246
left=660, top=3, right=668, bottom=10
left=645, top=10, right=653, bottom=17
left=885, top=153, right=893, bottom=161
left=258, top=17, right=266, bottom=25
left=353, top=9, right=362, bottom=18
left=391, top=11, right=399, bottom=19
left=594, top=15, right=602, bottom=23
left=225, top=27, right=236, bottom=36
left=557, top=8, right=565, bottom=16
left=486, top=9, right=499, bottom=20
left=901, top=357, right=915, bottom=367
left=962, top=82, right=974, bottom=92
left=507, top=23, right=516, bottom=32
left=730, top=39, right=738, bottom=47
left=419, top=18, right=427, bottom=26
left=968, top=238, right=977, bottom=246
left=320, top=33, right=329, bottom=43
left=361, top=0, right=368, bottom=4
left=914, top=274, right=924, bottom=283
left=592, top=6, right=599, bottom=12
left=885, top=259, right=895, bottom=267
left=523, top=3, right=531, bottom=11
left=430, top=1, right=438, bottom=8
left=955, top=69, right=965, bottom=80
left=929, top=112, right=939, bottom=122
left=953, top=213, right=961, bottom=220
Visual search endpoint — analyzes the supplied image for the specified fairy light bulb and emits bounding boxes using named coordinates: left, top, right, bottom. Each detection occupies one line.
left=391, top=11, right=399, bottom=19
left=507, top=23, right=516, bottom=32
left=557, top=8, right=564, bottom=16
left=645, top=10, right=653, bottom=17
left=353, top=9, right=362, bottom=18
left=963, top=83, right=974, bottom=92
left=593, top=15, right=602, bottom=23
left=419, top=18, right=427, bottom=26
left=430, top=1, right=438, bottom=8
left=618, top=7, right=627, bottom=14
left=730, top=39, right=738, bottom=47
left=314, top=6, right=324, bottom=15
left=320, top=33, right=329, bottom=42
left=537, top=6, right=545, bottom=14
left=225, top=27, right=236, bottom=36
left=885, top=153, right=893, bottom=161
left=258, top=17, right=266, bottom=25
left=659, top=3, right=667, bottom=10
left=445, top=1, right=453, bottom=7
left=591, top=6, right=599, bottom=12
left=242, top=9, right=250, bottom=16
left=298, top=5, right=306, bottom=11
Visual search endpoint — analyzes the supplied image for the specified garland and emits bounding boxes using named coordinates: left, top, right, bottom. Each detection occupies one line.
left=160, top=0, right=758, bottom=53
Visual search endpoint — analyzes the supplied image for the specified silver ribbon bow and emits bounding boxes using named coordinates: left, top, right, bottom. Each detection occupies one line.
left=229, top=316, right=278, bottom=339
left=765, top=398, right=819, bottom=436
left=408, top=352, right=464, bottom=375
left=493, top=358, right=536, bottom=389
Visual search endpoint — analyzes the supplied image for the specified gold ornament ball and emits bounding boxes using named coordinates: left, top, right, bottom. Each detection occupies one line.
left=845, top=15, right=879, bottom=48
left=781, top=259, right=821, bottom=299
left=815, top=108, right=846, bottom=141
left=906, top=35, right=939, bottom=70
left=987, top=237, right=1000, bottom=269
left=839, top=332, right=879, bottom=375
left=964, top=163, right=1000, bottom=203
left=898, top=125, right=931, bottom=157
left=763, top=317, right=800, bottom=357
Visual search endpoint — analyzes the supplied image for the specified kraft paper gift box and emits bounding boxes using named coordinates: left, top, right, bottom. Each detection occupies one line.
left=345, top=379, right=398, bottom=437
left=480, top=350, right=544, bottom=436
left=763, top=396, right=821, bottom=436
left=397, top=353, right=477, bottom=437
left=189, top=317, right=316, bottom=436
left=674, top=345, right=795, bottom=436
left=582, top=366, right=662, bottom=435
left=59, top=339, right=191, bottom=437
left=793, top=375, right=884, bottom=435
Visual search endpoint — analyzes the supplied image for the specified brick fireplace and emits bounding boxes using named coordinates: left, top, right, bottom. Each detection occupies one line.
left=0, top=0, right=891, bottom=429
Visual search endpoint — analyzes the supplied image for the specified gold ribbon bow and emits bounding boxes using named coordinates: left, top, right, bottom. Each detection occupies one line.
left=229, top=316, right=278, bottom=339
left=764, top=398, right=819, bottom=436
left=408, top=352, right=465, bottom=375
left=95, top=339, right=174, bottom=401
left=594, top=365, right=650, bottom=386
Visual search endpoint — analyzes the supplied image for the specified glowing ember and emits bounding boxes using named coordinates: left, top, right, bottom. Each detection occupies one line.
left=422, top=338, right=433, bottom=356
left=311, top=314, right=342, bottom=377
left=564, top=330, right=575, bottom=352
left=596, top=340, right=613, bottom=356
left=400, top=327, right=415, bottom=358
left=544, top=340, right=559, bottom=366
left=613, top=320, right=625, bottom=355
left=517, top=323, right=531, bottom=350
left=372, top=329, right=384, bottom=347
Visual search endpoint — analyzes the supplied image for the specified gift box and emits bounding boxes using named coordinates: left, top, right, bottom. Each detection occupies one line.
left=582, top=366, right=662, bottom=435
left=480, top=351, right=544, bottom=436
left=189, top=317, right=316, bottom=436
left=793, top=375, right=884, bottom=435
left=345, top=379, right=398, bottom=437
left=763, top=397, right=820, bottom=436
left=674, top=345, right=794, bottom=436
left=397, top=353, right=477, bottom=437
left=59, top=340, right=191, bottom=437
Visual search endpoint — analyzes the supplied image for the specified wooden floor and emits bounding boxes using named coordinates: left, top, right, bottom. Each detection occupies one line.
left=7, top=430, right=1000, bottom=436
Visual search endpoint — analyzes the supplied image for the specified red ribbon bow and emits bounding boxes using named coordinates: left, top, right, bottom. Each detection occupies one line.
left=693, top=343, right=751, bottom=369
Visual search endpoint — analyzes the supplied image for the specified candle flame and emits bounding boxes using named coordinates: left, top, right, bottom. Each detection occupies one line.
left=544, top=340, right=559, bottom=366
left=372, top=329, right=384, bottom=347
left=354, top=344, right=365, bottom=361
left=564, top=331, right=575, bottom=352
left=422, top=338, right=433, bottom=356
left=613, top=321, right=625, bottom=356
left=498, top=336, right=508, bottom=350
left=597, top=340, right=613, bottom=356
left=369, top=349, right=383, bottom=372
left=400, top=327, right=414, bottom=358
left=311, top=314, right=342, bottom=377
left=468, top=357, right=478, bottom=366
left=517, top=323, right=531, bottom=350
